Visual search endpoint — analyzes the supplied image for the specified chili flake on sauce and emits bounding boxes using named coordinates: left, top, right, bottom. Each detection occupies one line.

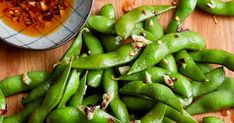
left=0, top=0, right=73, bottom=37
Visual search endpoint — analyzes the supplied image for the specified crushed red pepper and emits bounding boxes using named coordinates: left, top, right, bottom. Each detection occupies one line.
left=0, top=0, right=69, bottom=28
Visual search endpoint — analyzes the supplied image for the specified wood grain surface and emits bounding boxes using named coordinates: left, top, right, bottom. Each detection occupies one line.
left=0, top=0, right=234, bottom=122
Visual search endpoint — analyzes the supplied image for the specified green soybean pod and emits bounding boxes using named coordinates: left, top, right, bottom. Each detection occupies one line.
left=128, top=31, right=206, bottom=75
left=192, top=67, right=225, bottom=97
left=28, top=63, right=72, bottom=123
left=122, top=96, right=195, bottom=123
left=122, top=96, right=196, bottom=123
left=100, top=35, right=121, bottom=51
left=158, top=55, right=178, bottom=73
left=131, top=28, right=159, bottom=42
left=118, top=67, right=168, bottom=82
left=0, top=72, right=49, bottom=97
left=166, top=0, right=197, bottom=33
left=218, top=77, right=234, bottom=91
left=0, top=89, right=6, bottom=114
left=83, top=31, right=104, bottom=88
left=165, top=0, right=197, bottom=73
left=197, top=0, right=234, bottom=16
left=72, top=44, right=140, bottom=69
left=103, top=69, right=130, bottom=123
left=177, top=95, right=193, bottom=108
left=22, top=28, right=87, bottom=105
left=138, top=17, right=171, bottom=69
left=202, top=116, right=225, bottom=123
left=88, top=16, right=116, bottom=34
left=190, top=49, right=234, bottom=71
left=3, top=99, right=42, bottom=123
left=87, top=70, right=104, bottom=88
left=175, top=50, right=208, bottom=81
left=83, top=31, right=104, bottom=55
left=21, top=67, right=64, bottom=105
left=57, top=70, right=80, bottom=108
left=186, top=90, right=234, bottom=115
left=165, top=106, right=197, bottom=123
left=119, top=67, right=193, bottom=98
left=82, top=94, right=102, bottom=106
left=0, top=116, right=3, bottom=123
left=46, top=107, right=121, bottom=123
left=99, top=4, right=116, bottom=19
left=68, top=71, right=88, bottom=107
left=121, top=96, right=154, bottom=111
left=144, top=16, right=164, bottom=40
left=196, top=63, right=213, bottom=74
left=162, top=117, right=174, bottom=123
left=141, top=102, right=167, bottom=123
left=115, top=5, right=175, bottom=39
left=119, top=81, right=183, bottom=112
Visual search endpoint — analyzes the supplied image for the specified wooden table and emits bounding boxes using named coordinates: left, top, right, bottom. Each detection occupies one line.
left=0, top=0, right=234, bottom=122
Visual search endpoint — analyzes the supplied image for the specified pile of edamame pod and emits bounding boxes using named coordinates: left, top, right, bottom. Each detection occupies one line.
left=1, top=0, right=234, bottom=123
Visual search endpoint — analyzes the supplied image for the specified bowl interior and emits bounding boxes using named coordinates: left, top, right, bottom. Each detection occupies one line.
left=0, top=0, right=93, bottom=50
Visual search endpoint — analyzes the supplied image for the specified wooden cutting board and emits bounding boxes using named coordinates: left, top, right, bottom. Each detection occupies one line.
left=0, top=0, right=234, bottom=122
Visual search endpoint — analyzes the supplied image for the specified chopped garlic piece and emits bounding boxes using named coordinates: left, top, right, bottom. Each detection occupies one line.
left=22, top=72, right=32, bottom=85
left=132, top=35, right=152, bottom=45
left=101, top=92, right=114, bottom=110
left=145, top=72, right=152, bottom=84
left=175, top=16, right=180, bottom=22
left=163, top=74, right=174, bottom=86
left=118, top=66, right=131, bottom=75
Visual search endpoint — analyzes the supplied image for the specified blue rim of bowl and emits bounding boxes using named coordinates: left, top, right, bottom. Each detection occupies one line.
left=0, top=0, right=94, bottom=51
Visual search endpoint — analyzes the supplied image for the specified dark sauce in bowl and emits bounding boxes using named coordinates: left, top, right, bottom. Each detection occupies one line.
left=0, top=0, right=74, bottom=37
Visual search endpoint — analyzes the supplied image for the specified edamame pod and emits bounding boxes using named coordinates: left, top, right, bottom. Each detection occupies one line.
left=72, top=44, right=140, bottom=69
left=103, top=69, right=130, bottom=123
left=0, top=89, right=6, bottom=115
left=218, top=77, right=234, bottom=91
left=83, top=31, right=104, bottom=55
left=46, top=107, right=121, bottom=123
left=82, top=94, right=102, bottom=106
left=115, top=5, right=175, bottom=39
left=165, top=106, right=197, bottom=123
left=165, top=0, right=197, bottom=74
left=121, top=96, right=154, bottom=111
left=88, top=16, right=116, bottom=34
left=186, top=90, right=234, bottom=115
left=68, top=71, right=88, bottom=107
left=197, top=0, right=234, bottom=16
left=196, top=63, right=213, bottom=74
left=158, top=55, right=178, bottom=73
left=128, top=31, right=206, bottom=74
left=119, top=67, right=193, bottom=98
left=175, top=50, right=207, bottom=81
left=57, top=70, right=80, bottom=108
left=190, top=49, right=234, bottom=71
left=22, top=28, right=87, bottom=105
left=202, top=116, right=225, bottom=123
left=144, top=16, right=164, bottom=40
left=119, top=81, right=183, bottom=112
left=99, top=4, right=116, bottom=19
left=192, top=67, right=225, bottom=97
left=3, top=99, right=42, bottom=123
left=28, top=63, right=72, bottom=123
left=162, top=117, right=174, bottom=123
left=0, top=72, right=49, bottom=97
left=83, top=31, right=104, bottom=88
left=122, top=95, right=196, bottom=123
left=166, top=0, right=197, bottom=33
left=140, top=102, right=167, bottom=123
left=100, top=35, right=121, bottom=51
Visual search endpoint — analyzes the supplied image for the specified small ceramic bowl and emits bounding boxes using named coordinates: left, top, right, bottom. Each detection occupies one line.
left=0, top=0, right=93, bottom=50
